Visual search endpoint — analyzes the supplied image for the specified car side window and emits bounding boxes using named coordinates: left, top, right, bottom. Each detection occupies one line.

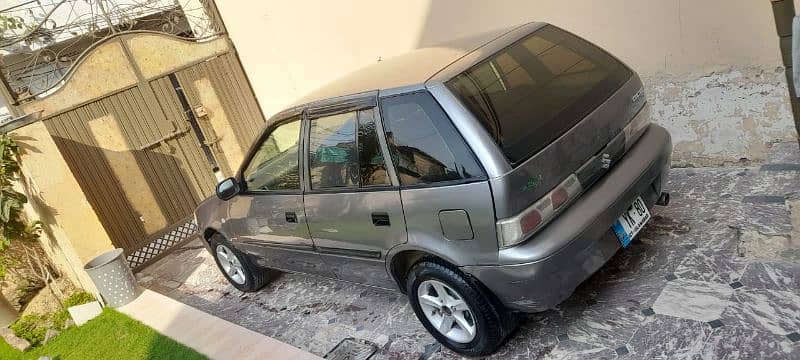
left=242, top=117, right=301, bottom=191
left=358, top=109, right=390, bottom=186
left=308, top=109, right=391, bottom=190
left=379, top=91, right=484, bottom=186
left=309, top=112, right=358, bottom=189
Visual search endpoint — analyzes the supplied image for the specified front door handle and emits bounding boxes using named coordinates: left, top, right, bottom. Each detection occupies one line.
left=371, top=212, right=390, bottom=227
left=285, top=212, right=298, bottom=223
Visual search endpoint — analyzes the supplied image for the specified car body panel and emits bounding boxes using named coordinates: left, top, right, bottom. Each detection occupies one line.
left=463, top=124, right=671, bottom=311
left=305, top=190, right=406, bottom=287
left=394, top=181, right=497, bottom=266
left=226, top=193, right=333, bottom=277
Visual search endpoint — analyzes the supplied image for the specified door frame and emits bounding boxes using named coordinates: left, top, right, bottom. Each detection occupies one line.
left=299, top=92, right=405, bottom=258
left=298, top=94, right=406, bottom=288
left=230, top=109, right=311, bottom=251
left=301, top=91, right=401, bottom=192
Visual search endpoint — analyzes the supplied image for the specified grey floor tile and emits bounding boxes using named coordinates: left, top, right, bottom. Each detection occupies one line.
left=721, top=288, right=800, bottom=336
left=701, top=324, right=798, bottom=360
left=628, top=315, right=712, bottom=359
left=740, top=261, right=800, bottom=292
left=566, top=303, right=645, bottom=349
left=674, top=251, right=748, bottom=284
left=652, top=278, right=734, bottom=322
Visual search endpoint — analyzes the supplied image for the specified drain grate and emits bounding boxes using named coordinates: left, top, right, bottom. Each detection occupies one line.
left=324, top=338, right=378, bottom=360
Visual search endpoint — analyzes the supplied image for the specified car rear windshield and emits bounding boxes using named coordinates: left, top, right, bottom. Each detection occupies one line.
left=446, top=25, right=632, bottom=165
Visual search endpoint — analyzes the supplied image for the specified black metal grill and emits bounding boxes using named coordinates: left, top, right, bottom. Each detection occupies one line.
left=324, top=338, right=378, bottom=360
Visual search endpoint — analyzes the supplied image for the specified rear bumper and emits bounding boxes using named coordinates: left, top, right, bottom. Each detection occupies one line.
left=462, top=124, right=672, bottom=312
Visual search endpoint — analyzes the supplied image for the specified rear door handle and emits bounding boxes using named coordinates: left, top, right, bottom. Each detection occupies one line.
left=371, top=212, right=390, bottom=227
left=285, top=212, right=298, bottom=223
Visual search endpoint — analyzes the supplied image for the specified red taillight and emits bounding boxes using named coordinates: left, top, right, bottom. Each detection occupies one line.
left=496, top=174, right=583, bottom=248
left=520, top=210, right=542, bottom=233
left=551, top=188, right=569, bottom=209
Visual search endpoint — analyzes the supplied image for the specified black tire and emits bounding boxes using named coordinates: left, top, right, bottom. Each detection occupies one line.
left=208, top=233, right=269, bottom=292
left=406, top=259, right=517, bottom=357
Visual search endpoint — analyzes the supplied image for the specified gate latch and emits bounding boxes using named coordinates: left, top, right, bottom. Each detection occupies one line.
left=194, top=105, right=208, bottom=118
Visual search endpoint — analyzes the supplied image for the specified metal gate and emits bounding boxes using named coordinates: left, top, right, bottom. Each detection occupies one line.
left=36, top=34, right=265, bottom=269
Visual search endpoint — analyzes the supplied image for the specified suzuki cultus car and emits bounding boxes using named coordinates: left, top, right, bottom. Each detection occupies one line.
left=194, top=22, right=672, bottom=356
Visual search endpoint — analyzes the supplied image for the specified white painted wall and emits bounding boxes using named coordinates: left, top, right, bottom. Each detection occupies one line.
left=216, top=0, right=799, bottom=165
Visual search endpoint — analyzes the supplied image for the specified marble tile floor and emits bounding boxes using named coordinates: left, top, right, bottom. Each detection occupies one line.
left=138, top=142, right=800, bottom=359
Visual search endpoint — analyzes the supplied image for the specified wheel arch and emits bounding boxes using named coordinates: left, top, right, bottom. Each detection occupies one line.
left=200, top=226, right=233, bottom=248
left=202, top=227, right=219, bottom=243
left=387, top=247, right=461, bottom=294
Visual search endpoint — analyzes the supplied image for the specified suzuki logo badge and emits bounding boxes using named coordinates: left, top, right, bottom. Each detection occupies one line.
left=601, top=153, right=612, bottom=169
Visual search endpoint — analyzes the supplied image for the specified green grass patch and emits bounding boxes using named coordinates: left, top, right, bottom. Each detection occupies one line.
left=0, top=308, right=206, bottom=360
left=9, top=314, right=47, bottom=346
left=51, top=291, right=95, bottom=331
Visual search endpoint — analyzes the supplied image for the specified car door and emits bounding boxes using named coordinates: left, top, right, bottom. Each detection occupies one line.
left=302, top=97, right=406, bottom=288
left=226, top=114, right=332, bottom=277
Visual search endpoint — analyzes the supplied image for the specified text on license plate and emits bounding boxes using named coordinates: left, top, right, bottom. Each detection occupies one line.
left=611, top=196, right=650, bottom=248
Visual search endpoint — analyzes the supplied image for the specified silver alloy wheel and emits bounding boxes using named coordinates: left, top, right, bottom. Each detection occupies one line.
left=216, top=244, right=246, bottom=285
left=417, top=279, right=477, bottom=343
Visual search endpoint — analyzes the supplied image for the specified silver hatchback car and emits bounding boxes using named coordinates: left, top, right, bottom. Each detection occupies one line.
left=194, top=22, right=672, bottom=356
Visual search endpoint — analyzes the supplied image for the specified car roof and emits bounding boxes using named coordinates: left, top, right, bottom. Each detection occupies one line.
left=288, top=22, right=544, bottom=111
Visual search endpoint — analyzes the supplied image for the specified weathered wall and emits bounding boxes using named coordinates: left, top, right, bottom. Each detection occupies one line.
left=14, top=121, right=115, bottom=294
left=19, top=41, right=138, bottom=117
left=646, top=67, right=795, bottom=167
left=216, top=0, right=799, bottom=166
left=20, top=34, right=230, bottom=118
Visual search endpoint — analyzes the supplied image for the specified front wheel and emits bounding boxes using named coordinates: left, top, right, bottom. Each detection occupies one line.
left=406, top=260, right=516, bottom=357
left=209, top=233, right=269, bottom=292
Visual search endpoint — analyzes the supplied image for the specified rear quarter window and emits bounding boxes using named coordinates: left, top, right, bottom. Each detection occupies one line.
left=446, top=25, right=632, bottom=165
left=379, top=91, right=484, bottom=186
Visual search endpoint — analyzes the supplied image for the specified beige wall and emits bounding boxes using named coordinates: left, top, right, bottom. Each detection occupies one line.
left=217, top=0, right=781, bottom=115
left=217, top=0, right=796, bottom=165
left=217, top=0, right=798, bottom=165
left=14, top=121, right=114, bottom=294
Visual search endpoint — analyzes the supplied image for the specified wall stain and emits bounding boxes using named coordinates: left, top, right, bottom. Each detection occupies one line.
left=644, top=66, right=798, bottom=167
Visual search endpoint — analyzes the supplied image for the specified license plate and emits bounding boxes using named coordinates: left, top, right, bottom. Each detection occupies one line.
left=612, top=196, right=650, bottom=247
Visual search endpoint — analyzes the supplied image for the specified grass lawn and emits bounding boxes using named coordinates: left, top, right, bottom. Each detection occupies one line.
left=0, top=308, right=205, bottom=360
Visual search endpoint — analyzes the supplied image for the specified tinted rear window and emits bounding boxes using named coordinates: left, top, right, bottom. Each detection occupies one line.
left=446, top=25, right=632, bottom=165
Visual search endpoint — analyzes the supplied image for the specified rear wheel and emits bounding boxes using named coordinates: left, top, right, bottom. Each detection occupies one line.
left=209, top=233, right=269, bottom=292
left=406, top=260, right=516, bottom=357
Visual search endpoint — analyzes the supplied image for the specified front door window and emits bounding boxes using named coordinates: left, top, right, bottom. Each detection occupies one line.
left=242, top=117, right=301, bottom=191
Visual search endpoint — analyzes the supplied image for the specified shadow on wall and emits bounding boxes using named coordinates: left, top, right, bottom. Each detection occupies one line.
left=15, top=136, right=75, bottom=280
left=46, top=134, right=204, bottom=259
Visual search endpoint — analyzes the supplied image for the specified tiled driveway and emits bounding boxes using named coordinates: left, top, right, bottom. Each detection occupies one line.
left=138, top=143, right=800, bottom=359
